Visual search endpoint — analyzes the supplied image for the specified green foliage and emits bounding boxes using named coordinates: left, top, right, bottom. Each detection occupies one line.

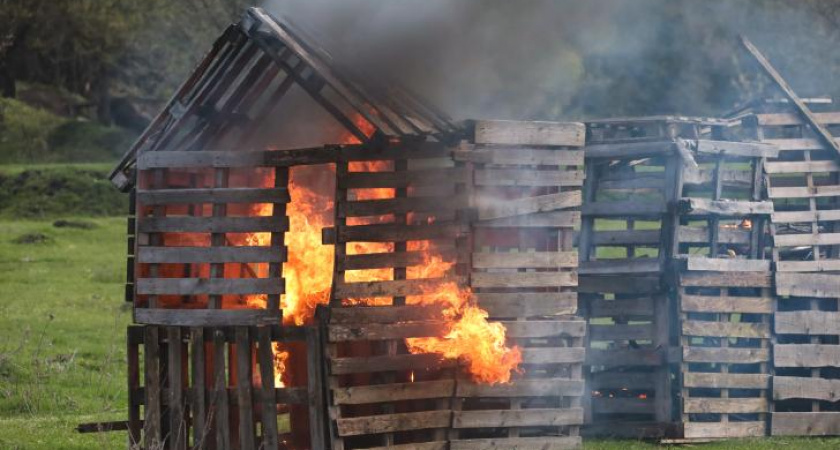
left=0, top=98, right=63, bottom=163
left=0, top=166, right=127, bottom=218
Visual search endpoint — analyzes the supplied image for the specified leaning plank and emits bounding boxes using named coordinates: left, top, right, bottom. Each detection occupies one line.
left=334, top=277, right=461, bottom=299
left=137, top=187, right=289, bottom=205
left=332, top=380, right=455, bottom=405
left=470, top=271, right=577, bottom=289
left=683, top=398, right=766, bottom=414
left=683, top=373, right=769, bottom=389
left=136, top=278, right=283, bottom=295
left=473, top=120, right=586, bottom=146
left=774, top=376, right=840, bottom=402
left=684, top=422, right=765, bottom=439
left=774, top=344, right=840, bottom=368
left=776, top=311, right=840, bottom=335
left=682, top=321, right=770, bottom=339
left=138, top=216, right=288, bottom=233
left=328, top=321, right=448, bottom=341
left=336, top=410, right=452, bottom=436
left=472, top=251, right=578, bottom=269
left=772, top=412, right=840, bottom=436
left=456, top=378, right=584, bottom=398
left=135, top=308, right=279, bottom=326
left=685, top=256, right=770, bottom=272
left=776, top=272, right=840, bottom=298
left=452, top=408, right=584, bottom=428
left=679, top=197, right=773, bottom=216
left=450, top=437, right=581, bottom=450
left=136, top=246, right=285, bottom=264
left=477, top=191, right=582, bottom=221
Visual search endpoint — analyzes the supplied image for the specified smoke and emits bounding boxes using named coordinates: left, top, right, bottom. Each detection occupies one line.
left=259, top=0, right=840, bottom=121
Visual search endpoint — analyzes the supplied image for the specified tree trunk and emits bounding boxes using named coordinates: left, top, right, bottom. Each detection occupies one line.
left=94, top=70, right=112, bottom=125
left=0, top=63, right=15, bottom=98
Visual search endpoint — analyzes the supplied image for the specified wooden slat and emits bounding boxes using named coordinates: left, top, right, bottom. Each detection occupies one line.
left=189, top=328, right=206, bottom=450
left=332, top=380, right=455, bottom=405
left=520, top=347, right=585, bottom=364
left=764, top=160, right=839, bottom=174
left=474, top=169, right=584, bottom=187
left=456, top=378, right=584, bottom=398
left=500, top=320, right=586, bottom=338
left=776, top=311, right=840, bottom=335
left=136, top=246, right=285, bottom=264
left=340, top=167, right=466, bottom=189
left=362, top=442, right=448, bottom=450
left=452, top=408, right=583, bottom=428
left=256, top=326, right=278, bottom=450
left=472, top=251, right=578, bottom=269
left=683, top=373, right=769, bottom=389
left=592, top=230, right=660, bottom=246
left=473, top=292, right=577, bottom=318
left=339, top=194, right=466, bottom=217
left=137, top=187, right=289, bottom=205
left=334, top=277, right=461, bottom=299
left=771, top=209, right=840, bottom=224
left=328, top=321, right=448, bottom=341
left=588, top=297, right=654, bottom=317
left=473, top=120, right=585, bottom=146
left=474, top=211, right=579, bottom=228
left=682, top=320, right=770, bottom=338
left=680, top=295, right=773, bottom=314
left=450, top=437, right=581, bottom=450
left=234, top=328, right=255, bottom=450
left=581, top=201, right=665, bottom=218
left=212, top=329, right=231, bottom=450
left=470, top=271, right=577, bottom=289
left=143, top=327, right=161, bottom=447
left=589, top=324, right=655, bottom=341
left=756, top=111, right=840, bottom=126
left=768, top=185, right=840, bottom=199
left=135, top=308, right=280, bottom=326
left=776, top=259, right=840, bottom=272
left=680, top=271, right=772, bottom=288
left=772, top=412, right=840, bottom=436
left=680, top=197, right=773, bottom=216
left=776, top=273, right=840, bottom=298
left=684, top=422, right=765, bottom=439
left=578, top=259, right=661, bottom=275
left=583, top=140, right=674, bottom=159
left=774, top=376, right=840, bottom=402
left=454, top=148, right=584, bottom=166
left=336, top=410, right=452, bottom=436
left=685, top=256, right=770, bottom=272
left=590, top=398, right=655, bottom=414
left=682, top=347, right=768, bottom=364
left=136, top=278, right=283, bottom=295
left=694, top=140, right=779, bottom=158
left=477, top=191, right=582, bottom=221
left=587, top=348, right=664, bottom=367
left=683, top=398, right=766, bottom=414
left=335, top=222, right=467, bottom=243
left=329, top=305, right=445, bottom=324
left=338, top=249, right=457, bottom=271
left=588, top=372, right=656, bottom=390
left=137, top=147, right=339, bottom=169
left=774, top=232, right=840, bottom=248
left=774, top=344, right=840, bottom=368
left=679, top=226, right=750, bottom=245
left=138, top=216, right=288, bottom=233
left=330, top=353, right=456, bottom=375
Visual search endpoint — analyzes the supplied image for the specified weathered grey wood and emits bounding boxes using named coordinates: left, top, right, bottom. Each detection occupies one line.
left=685, top=256, right=770, bottom=272
left=589, top=323, right=654, bottom=341
left=693, top=140, right=779, bottom=158
left=683, top=373, right=769, bottom=389
left=771, top=209, right=840, bottom=224
left=256, top=326, right=278, bottom=450
left=581, top=201, right=665, bottom=218
left=588, top=297, right=654, bottom=317
left=456, top=378, right=584, bottom=398
left=450, top=437, right=581, bottom=450
left=474, top=211, right=580, bottom=228
left=474, top=168, right=584, bottom=187
left=136, top=278, right=283, bottom=295
left=212, top=329, right=231, bottom=450
left=452, top=408, right=584, bottom=428
left=137, top=147, right=339, bottom=169
left=234, top=328, right=255, bottom=450
left=340, top=167, right=466, bottom=189
left=336, top=410, right=452, bottom=436
left=741, top=35, right=840, bottom=160
left=774, top=232, right=840, bottom=247
left=334, top=222, right=468, bottom=243
left=776, top=273, right=840, bottom=298
left=454, top=148, right=584, bottom=166
left=763, top=137, right=840, bottom=151
left=339, top=194, right=467, bottom=218
left=167, top=327, right=186, bottom=450
left=683, top=166, right=753, bottom=187
left=329, top=305, right=445, bottom=324
left=189, top=328, right=207, bottom=450
left=776, top=311, right=840, bottom=335
left=682, top=347, right=769, bottom=364
left=764, top=160, right=840, bottom=174
left=305, top=326, right=327, bottom=450
left=584, top=141, right=675, bottom=159
left=135, top=309, right=279, bottom=326
left=137, top=187, right=289, bottom=205
left=472, top=292, right=577, bottom=317
left=768, top=185, right=840, bottom=199
left=334, top=277, right=462, bottom=299
left=772, top=412, right=840, bottom=436
left=138, top=216, right=288, bottom=233
left=500, top=320, right=586, bottom=338
left=590, top=398, right=655, bottom=414
left=684, top=422, right=765, bottom=439
left=520, top=347, right=585, bottom=364
left=679, top=197, right=773, bottom=216
left=361, top=442, right=448, bottom=450
left=470, top=271, right=577, bottom=289
left=143, top=327, right=161, bottom=448
left=472, top=251, right=578, bottom=269
left=136, top=246, right=285, bottom=264
left=477, top=191, right=582, bottom=221
left=684, top=398, right=766, bottom=414
left=777, top=259, right=840, bottom=272
left=598, top=173, right=665, bottom=190
left=591, top=230, right=660, bottom=246
left=330, top=353, right=456, bottom=375
left=774, top=376, right=840, bottom=402
left=682, top=320, right=770, bottom=338
left=473, top=120, right=586, bottom=146
left=333, top=380, right=455, bottom=405
left=775, top=344, right=840, bottom=367
left=578, top=259, right=661, bottom=275
left=578, top=275, right=661, bottom=294
left=681, top=294, right=773, bottom=314
left=328, top=321, right=448, bottom=341
left=679, top=226, right=750, bottom=245
left=756, top=111, right=840, bottom=126
left=680, top=271, right=772, bottom=288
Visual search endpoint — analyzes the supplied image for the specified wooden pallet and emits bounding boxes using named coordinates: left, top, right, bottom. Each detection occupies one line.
left=127, top=324, right=326, bottom=450
left=676, top=260, right=773, bottom=439
left=451, top=120, right=586, bottom=449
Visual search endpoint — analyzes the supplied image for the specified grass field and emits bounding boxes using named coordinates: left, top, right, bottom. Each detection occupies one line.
left=2, top=204, right=840, bottom=448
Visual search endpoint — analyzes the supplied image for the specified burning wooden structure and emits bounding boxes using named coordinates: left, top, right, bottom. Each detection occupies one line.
left=99, top=7, right=840, bottom=449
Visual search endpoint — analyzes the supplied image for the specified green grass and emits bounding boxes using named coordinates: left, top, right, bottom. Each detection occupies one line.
left=0, top=217, right=130, bottom=450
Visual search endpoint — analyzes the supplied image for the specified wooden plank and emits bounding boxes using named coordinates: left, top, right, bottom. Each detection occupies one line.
left=362, top=443, right=448, bottom=450
left=330, top=353, right=456, bottom=375
left=470, top=271, right=577, bottom=289
left=136, top=278, right=283, bottom=295
left=776, top=272, right=840, bottom=298
left=680, top=294, right=773, bottom=314
left=305, top=326, right=326, bottom=450
left=774, top=232, right=840, bottom=247
left=578, top=259, right=661, bottom=275
left=500, top=320, right=586, bottom=338
left=771, top=209, right=840, bottom=224
left=776, top=311, right=840, bottom=335
left=136, top=246, right=285, bottom=264
left=586, top=348, right=664, bottom=367
left=234, top=328, right=255, bottom=450
left=775, top=344, right=840, bottom=368
left=454, top=148, right=584, bottom=166
left=774, top=376, right=840, bottom=402
left=684, top=398, right=766, bottom=414
left=456, top=378, right=584, bottom=398
left=679, top=226, right=750, bottom=245
left=339, top=194, right=466, bottom=218
left=588, top=297, right=654, bottom=317
left=694, top=140, right=779, bottom=158
left=135, top=309, right=279, bottom=326
left=769, top=185, right=840, bottom=199
left=328, top=321, right=448, bottom=341
left=336, top=222, right=467, bottom=243
left=138, top=216, right=288, bottom=233
left=683, top=373, right=769, bottom=389
left=340, top=167, right=466, bottom=189
left=756, top=111, right=840, bottom=126
left=338, top=249, right=457, bottom=271
left=453, top=408, right=584, bottom=428
left=741, top=35, right=840, bottom=160
left=143, top=327, right=161, bottom=448
left=777, top=259, right=840, bottom=272
left=451, top=437, right=581, bottom=450
left=684, top=422, right=765, bottom=439
left=329, top=305, right=445, bottom=324
left=683, top=166, right=753, bottom=187
left=475, top=211, right=580, bottom=228
left=592, top=230, right=660, bottom=246
left=682, top=320, right=770, bottom=339
left=764, top=160, right=839, bottom=174
left=477, top=191, right=582, bottom=221
left=333, top=380, right=455, bottom=405
left=679, top=197, right=773, bottom=216
left=685, top=256, right=770, bottom=272
left=520, top=347, right=585, bottom=364
left=584, top=141, right=675, bottom=159
left=167, top=328, right=186, bottom=450
left=473, top=120, right=585, bottom=146
left=473, top=292, right=577, bottom=317
left=680, top=271, right=772, bottom=288
left=334, top=277, right=461, bottom=299
left=256, top=327, right=278, bottom=450
left=682, top=347, right=768, bottom=364
left=772, top=412, right=840, bottom=436
left=589, top=324, right=655, bottom=341
left=212, top=329, right=231, bottom=450
left=472, top=251, right=578, bottom=269
left=336, top=410, right=452, bottom=436
left=137, top=187, right=289, bottom=205
left=581, top=201, right=665, bottom=218
left=474, top=169, right=584, bottom=187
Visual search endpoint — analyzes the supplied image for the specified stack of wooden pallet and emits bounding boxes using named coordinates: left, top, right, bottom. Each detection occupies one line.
left=749, top=108, right=840, bottom=436
left=452, top=120, right=587, bottom=449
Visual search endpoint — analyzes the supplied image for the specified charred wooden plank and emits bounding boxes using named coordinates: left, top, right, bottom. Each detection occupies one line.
left=138, top=216, right=288, bottom=233
left=137, top=187, right=289, bottom=205
left=136, top=278, right=284, bottom=295
left=336, top=410, right=452, bottom=436
left=136, top=246, right=285, bottom=264
left=332, top=380, right=455, bottom=405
